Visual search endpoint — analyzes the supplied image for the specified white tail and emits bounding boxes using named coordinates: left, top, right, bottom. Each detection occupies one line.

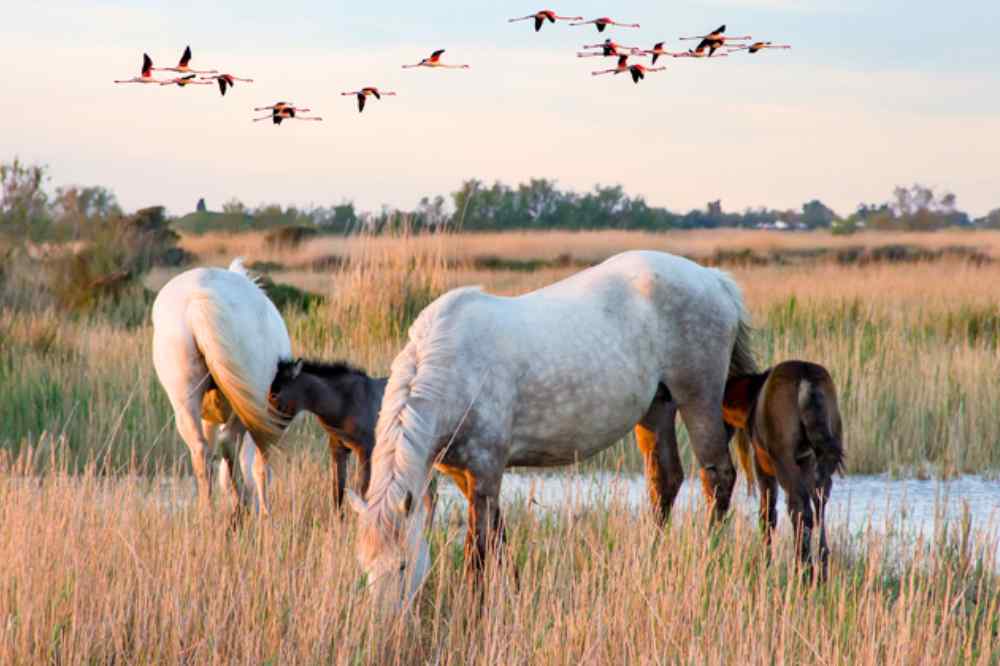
left=186, top=294, right=286, bottom=452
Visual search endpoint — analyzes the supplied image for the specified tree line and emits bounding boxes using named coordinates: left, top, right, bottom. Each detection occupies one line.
left=4, top=158, right=1000, bottom=239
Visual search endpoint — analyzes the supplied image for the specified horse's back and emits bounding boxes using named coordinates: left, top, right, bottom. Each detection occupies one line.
left=760, top=361, right=843, bottom=466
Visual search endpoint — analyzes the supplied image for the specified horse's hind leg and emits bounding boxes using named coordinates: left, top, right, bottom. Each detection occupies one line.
left=755, top=458, right=778, bottom=559
left=173, top=397, right=213, bottom=511
left=813, top=465, right=834, bottom=575
left=776, top=456, right=816, bottom=568
left=636, top=399, right=683, bottom=524
left=675, top=394, right=735, bottom=524
left=218, top=419, right=248, bottom=519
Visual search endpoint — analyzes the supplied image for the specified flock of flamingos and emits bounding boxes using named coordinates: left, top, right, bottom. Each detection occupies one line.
left=114, top=10, right=790, bottom=122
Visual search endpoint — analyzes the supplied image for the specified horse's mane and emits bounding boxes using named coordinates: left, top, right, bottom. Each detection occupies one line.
left=279, top=358, right=368, bottom=381
left=362, top=287, right=482, bottom=545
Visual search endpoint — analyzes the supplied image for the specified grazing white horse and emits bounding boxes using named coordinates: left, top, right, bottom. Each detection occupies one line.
left=152, top=259, right=290, bottom=515
left=348, top=250, right=757, bottom=610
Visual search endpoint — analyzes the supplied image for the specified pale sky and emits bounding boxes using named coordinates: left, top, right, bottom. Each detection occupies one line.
left=4, top=1, right=999, bottom=218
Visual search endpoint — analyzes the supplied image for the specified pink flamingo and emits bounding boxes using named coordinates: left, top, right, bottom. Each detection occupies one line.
left=253, top=103, right=322, bottom=124
left=114, top=54, right=170, bottom=84
left=627, top=63, right=666, bottom=84
left=672, top=45, right=730, bottom=59
left=729, top=41, right=791, bottom=54
left=154, top=46, right=218, bottom=75
left=160, top=73, right=213, bottom=88
left=508, top=10, right=583, bottom=32
left=402, top=49, right=470, bottom=69
left=591, top=54, right=632, bottom=76
left=341, top=87, right=397, bottom=113
left=571, top=17, right=640, bottom=32
left=639, top=42, right=679, bottom=65
left=679, top=25, right=751, bottom=57
left=200, top=74, right=254, bottom=96
left=577, top=39, right=642, bottom=58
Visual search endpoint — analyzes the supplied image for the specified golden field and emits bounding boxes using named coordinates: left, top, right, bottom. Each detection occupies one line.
left=2, top=228, right=1000, bottom=663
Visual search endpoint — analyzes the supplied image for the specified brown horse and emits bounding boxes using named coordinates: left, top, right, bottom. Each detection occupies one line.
left=268, top=359, right=386, bottom=510
left=723, top=360, right=845, bottom=572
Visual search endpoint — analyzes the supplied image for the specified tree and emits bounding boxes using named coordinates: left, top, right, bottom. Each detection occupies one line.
left=196, top=197, right=207, bottom=212
left=0, top=158, right=49, bottom=235
left=222, top=198, right=247, bottom=215
left=801, top=199, right=837, bottom=229
left=53, top=185, right=121, bottom=238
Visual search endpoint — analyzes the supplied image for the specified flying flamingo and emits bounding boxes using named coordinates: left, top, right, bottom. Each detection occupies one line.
left=570, top=17, right=640, bottom=32
left=402, top=49, right=470, bottom=69
left=639, top=42, right=677, bottom=65
left=253, top=104, right=322, bottom=124
left=200, top=73, right=254, bottom=96
left=591, top=55, right=632, bottom=77
left=729, top=41, right=792, bottom=54
left=160, top=73, right=213, bottom=87
left=672, top=44, right=730, bottom=59
left=341, top=87, right=397, bottom=113
left=627, top=63, right=666, bottom=84
left=577, top=39, right=642, bottom=58
left=508, top=10, right=583, bottom=32
left=114, top=53, right=170, bottom=84
left=154, top=46, right=218, bottom=74
left=680, top=25, right=751, bottom=57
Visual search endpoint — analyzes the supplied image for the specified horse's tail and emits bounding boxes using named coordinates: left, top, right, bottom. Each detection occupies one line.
left=732, top=427, right=756, bottom=496
left=187, top=292, right=285, bottom=453
left=713, top=269, right=758, bottom=379
left=798, top=376, right=845, bottom=478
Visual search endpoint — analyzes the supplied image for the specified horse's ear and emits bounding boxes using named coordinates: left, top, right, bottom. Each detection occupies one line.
left=397, top=490, right=413, bottom=515
left=346, top=489, right=367, bottom=515
left=291, top=359, right=304, bottom=379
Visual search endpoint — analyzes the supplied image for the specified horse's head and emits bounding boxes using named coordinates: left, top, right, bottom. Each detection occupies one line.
left=347, top=488, right=431, bottom=613
left=269, top=358, right=305, bottom=420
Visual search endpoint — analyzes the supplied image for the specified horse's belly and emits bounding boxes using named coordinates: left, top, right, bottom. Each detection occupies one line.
left=507, top=392, right=651, bottom=467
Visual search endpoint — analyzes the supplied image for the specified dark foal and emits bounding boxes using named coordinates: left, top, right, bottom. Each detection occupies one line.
left=269, top=359, right=386, bottom=510
left=723, top=360, right=845, bottom=573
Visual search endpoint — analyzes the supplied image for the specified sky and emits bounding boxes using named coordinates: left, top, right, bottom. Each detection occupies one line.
left=3, top=1, right=999, bottom=218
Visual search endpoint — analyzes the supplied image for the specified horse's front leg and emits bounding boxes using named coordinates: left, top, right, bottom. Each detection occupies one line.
left=636, top=400, right=683, bottom=524
left=328, top=436, right=350, bottom=513
left=464, top=472, right=509, bottom=584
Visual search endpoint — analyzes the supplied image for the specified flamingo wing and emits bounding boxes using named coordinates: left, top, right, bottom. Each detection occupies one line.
left=430, top=49, right=445, bottom=62
left=696, top=38, right=712, bottom=52
left=596, top=22, right=607, bottom=32
left=358, top=94, right=366, bottom=112
left=712, top=25, right=726, bottom=37
left=217, top=78, right=228, bottom=96
left=179, top=45, right=192, bottom=67
left=534, top=16, right=544, bottom=31
left=141, top=53, right=153, bottom=76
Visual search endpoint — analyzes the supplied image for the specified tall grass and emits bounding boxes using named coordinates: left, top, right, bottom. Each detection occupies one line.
left=3, top=231, right=1000, bottom=475
left=1, top=454, right=997, bottom=664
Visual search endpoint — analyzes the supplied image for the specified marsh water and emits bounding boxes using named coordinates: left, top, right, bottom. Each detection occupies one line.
left=434, top=471, right=1000, bottom=545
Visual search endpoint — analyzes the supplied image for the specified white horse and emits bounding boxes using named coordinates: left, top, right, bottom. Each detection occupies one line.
left=347, top=250, right=757, bottom=610
left=152, top=259, right=290, bottom=515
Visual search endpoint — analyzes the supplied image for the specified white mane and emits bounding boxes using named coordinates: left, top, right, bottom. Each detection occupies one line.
left=362, top=287, right=483, bottom=543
